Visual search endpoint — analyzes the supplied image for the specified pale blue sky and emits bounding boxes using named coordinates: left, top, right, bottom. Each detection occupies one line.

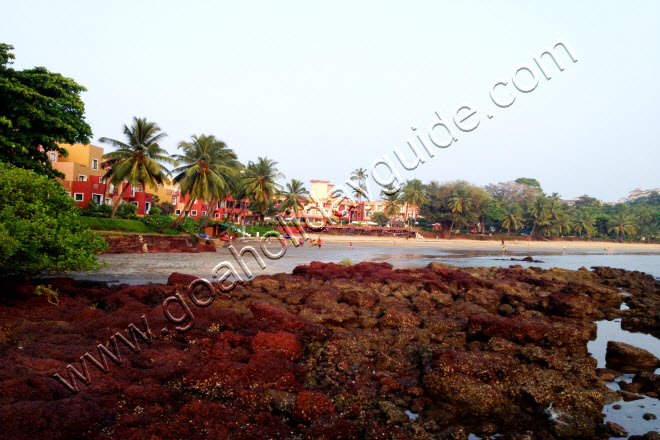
left=3, top=1, right=659, bottom=201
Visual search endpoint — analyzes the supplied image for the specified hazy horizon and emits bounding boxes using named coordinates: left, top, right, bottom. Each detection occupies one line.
left=3, top=1, right=659, bottom=202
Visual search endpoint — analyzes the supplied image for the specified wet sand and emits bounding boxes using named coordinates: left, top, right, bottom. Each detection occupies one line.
left=317, top=235, right=660, bottom=252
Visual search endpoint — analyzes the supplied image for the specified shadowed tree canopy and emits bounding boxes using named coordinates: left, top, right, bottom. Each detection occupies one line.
left=515, top=177, right=541, bottom=189
left=420, top=180, right=491, bottom=235
left=0, top=43, right=92, bottom=178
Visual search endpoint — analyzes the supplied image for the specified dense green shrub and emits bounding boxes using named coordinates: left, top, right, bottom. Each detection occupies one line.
left=116, top=202, right=138, bottom=219
left=148, top=206, right=162, bottom=216
left=178, top=217, right=201, bottom=233
left=0, top=163, right=108, bottom=277
left=141, top=214, right=175, bottom=230
left=80, top=201, right=112, bottom=218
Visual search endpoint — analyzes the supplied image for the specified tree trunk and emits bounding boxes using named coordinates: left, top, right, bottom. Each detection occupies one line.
left=197, top=197, right=217, bottom=231
left=158, top=198, right=195, bottom=232
left=109, top=183, right=130, bottom=219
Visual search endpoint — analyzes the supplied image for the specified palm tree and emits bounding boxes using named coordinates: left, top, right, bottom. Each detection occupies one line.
left=635, top=206, right=654, bottom=226
left=501, top=206, right=523, bottom=235
left=572, top=209, right=596, bottom=239
left=608, top=212, right=637, bottom=241
left=159, top=134, right=241, bottom=231
left=527, top=194, right=549, bottom=236
left=279, top=179, right=309, bottom=216
left=554, top=211, right=572, bottom=236
left=242, top=157, right=284, bottom=222
left=381, top=185, right=402, bottom=226
left=401, top=179, right=429, bottom=236
left=447, top=188, right=472, bottom=232
left=100, top=117, right=174, bottom=219
left=401, top=179, right=429, bottom=219
left=350, top=168, right=368, bottom=222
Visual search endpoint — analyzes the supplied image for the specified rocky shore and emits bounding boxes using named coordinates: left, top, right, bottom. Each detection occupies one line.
left=0, top=262, right=658, bottom=439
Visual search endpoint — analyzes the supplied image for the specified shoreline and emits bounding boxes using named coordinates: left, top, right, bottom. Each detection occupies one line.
left=307, top=235, right=660, bottom=252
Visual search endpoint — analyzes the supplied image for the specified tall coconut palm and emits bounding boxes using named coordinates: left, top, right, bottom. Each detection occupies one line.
left=350, top=168, right=369, bottom=222
left=501, top=206, right=524, bottom=235
left=159, top=134, right=241, bottom=231
left=401, top=179, right=429, bottom=219
left=445, top=187, right=473, bottom=233
left=554, top=211, right=572, bottom=236
left=572, top=209, right=596, bottom=239
left=241, top=157, right=284, bottom=222
left=381, top=185, right=402, bottom=226
left=608, top=212, right=637, bottom=241
left=279, top=179, right=309, bottom=216
left=401, top=179, right=429, bottom=235
left=448, top=188, right=472, bottom=215
left=527, top=194, right=549, bottom=236
left=100, top=117, right=174, bottom=219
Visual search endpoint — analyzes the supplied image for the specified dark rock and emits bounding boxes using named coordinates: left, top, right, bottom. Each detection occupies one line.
left=606, top=341, right=659, bottom=370
left=643, top=412, right=656, bottom=420
left=167, top=272, right=198, bottom=287
left=605, top=421, right=628, bottom=437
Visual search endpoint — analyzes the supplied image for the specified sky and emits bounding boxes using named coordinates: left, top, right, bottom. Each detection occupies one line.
left=3, top=1, right=659, bottom=202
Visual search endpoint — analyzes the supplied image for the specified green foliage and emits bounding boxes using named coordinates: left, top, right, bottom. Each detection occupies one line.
left=515, top=177, right=541, bottom=189
left=420, top=180, right=491, bottom=231
left=34, top=284, right=59, bottom=305
left=79, top=217, right=154, bottom=233
left=371, top=212, right=389, bottom=226
left=141, top=214, right=175, bottom=230
left=178, top=217, right=201, bottom=233
left=148, top=206, right=162, bottom=216
left=280, top=179, right=309, bottom=214
left=116, top=202, right=138, bottom=219
left=339, top=257, right=353, bottom=266
left=0, top=163, right=108, bottom=277
left=243, top=157, right=284, bottom=216
left=100, top=117, right=174, bottom=218
left=80, top=201, right=113, bottom=218
left=0, top=43, right=92, bottom=178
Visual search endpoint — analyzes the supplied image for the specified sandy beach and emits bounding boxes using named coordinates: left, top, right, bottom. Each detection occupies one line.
left=314, top=234, right=660, bottom=252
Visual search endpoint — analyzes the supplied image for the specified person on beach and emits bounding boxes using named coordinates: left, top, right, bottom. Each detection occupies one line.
left=502, top=245, right=507, bottom=255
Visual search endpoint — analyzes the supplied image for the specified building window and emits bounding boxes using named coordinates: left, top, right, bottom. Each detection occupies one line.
left=92, top=159, right=98, bottom=170
left=50, top=152, right=57, bottom=162
left=92, top=194, right=102, bottom=204
left=131, top=201, right=139, bottom=209
left=74, top=193, right=84, bottom=201
left=215, top=213, right=220, bottom=218
left=201, top=211, right=206, bottom=216
left=78, top=175, right=87, bottom=182
left=191, top=210, right=197, bottom=216
left=172, top=197, right=177, bottom=204
left=220, top=201, right=226, bottom=208
left=105, top=198, right=113, bottom=206
left=100, top=177, right=106, bottom=184
left=145, top=202, right=151, bottom=213
left=175, top=209, right=181, bottom=215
